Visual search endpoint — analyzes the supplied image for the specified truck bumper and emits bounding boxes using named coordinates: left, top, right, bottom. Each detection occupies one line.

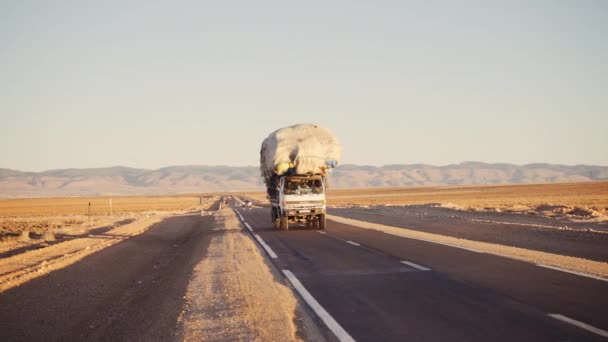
left=285, top=208, right=325, bottom=218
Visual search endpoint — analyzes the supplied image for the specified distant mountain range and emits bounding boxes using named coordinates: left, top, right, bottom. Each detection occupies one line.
left=1, top=163, right=607, bottom=198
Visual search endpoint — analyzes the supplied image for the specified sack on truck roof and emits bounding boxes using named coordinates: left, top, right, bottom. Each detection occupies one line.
left=260, top=124, right=341, bottom=193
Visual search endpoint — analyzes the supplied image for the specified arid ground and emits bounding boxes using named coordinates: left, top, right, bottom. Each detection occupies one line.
left=1, top=182, right=607, bottom=341
left=0, top=196, right=323, bottom=341
left=0, top=195, right=211, bottom=257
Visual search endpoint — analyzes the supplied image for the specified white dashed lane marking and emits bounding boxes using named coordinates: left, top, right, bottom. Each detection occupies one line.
left=400, top=261, right=431, bottom=271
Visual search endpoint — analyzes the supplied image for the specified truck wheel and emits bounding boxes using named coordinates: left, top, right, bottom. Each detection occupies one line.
left=280, top=216, right=289, bottom=230
left=312, top=218, right=320, bottom=229
left=318, top=214, right=326, bottom=229
left=306, top=218, right=313, bottom=228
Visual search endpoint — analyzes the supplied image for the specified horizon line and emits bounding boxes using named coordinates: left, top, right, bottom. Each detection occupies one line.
left=2, top=161, right=608, bottom=173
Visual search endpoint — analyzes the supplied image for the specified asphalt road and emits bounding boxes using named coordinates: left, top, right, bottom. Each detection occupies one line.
left=0, top=212, right=214, bottom=342
left=238, top=206, right=608, bottom=342
left=332, top=205, right=608, bottom=262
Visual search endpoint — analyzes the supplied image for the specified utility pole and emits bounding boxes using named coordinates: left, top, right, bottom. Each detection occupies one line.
left=109, top=197, right=113, bottom=216
left=88, top=202, right=91, bottom=222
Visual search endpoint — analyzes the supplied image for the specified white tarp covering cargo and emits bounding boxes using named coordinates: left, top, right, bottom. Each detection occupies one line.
left=260, top=124, right=341, bottom=189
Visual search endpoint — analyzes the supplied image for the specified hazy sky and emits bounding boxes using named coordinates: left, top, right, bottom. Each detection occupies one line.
left=1, top=1, right=607, bottom=171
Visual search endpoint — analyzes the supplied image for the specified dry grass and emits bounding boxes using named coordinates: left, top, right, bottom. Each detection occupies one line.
left=0, top=194, right=220, bottom=246
left=325, top=182, right=608, bottom=210
left=242, top=182, right=608, bottom=208
left=1, top=216, right=93, bottom=241
left=0, top=195, right=214, bottom=217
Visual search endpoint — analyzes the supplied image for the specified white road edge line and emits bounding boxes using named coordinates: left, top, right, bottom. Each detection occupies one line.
left=400, top=261, right=431, bottom=271
left=537, top=264, right=608, bottom=282
left=548, top=314, right=608, bottom=338
left=346, top=240, right=360, bottom=246
left=383, top=231, right=482, bottom=253
left=282, top=270, right=356, bottom=342
left=254, top=234, right=278, bottom=259
left=244, top=222, right=253, bottom=232
left=317, top=231, right=327, bottom=235
left=329, top=215, right=484, bottom=253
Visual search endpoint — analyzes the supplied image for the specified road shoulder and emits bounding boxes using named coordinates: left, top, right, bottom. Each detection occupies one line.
left=178, top=208, right=326, bottom=342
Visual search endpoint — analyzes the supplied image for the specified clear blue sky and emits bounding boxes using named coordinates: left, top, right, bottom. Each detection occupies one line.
left=1, top=1, right=607, bottom=171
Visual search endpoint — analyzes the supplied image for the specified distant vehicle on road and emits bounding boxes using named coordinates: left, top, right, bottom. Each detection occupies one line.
left=244, top=200, right=253, bottom=208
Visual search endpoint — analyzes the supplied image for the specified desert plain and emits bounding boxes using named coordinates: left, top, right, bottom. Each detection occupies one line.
left=1, top=182, right=607, bottom=341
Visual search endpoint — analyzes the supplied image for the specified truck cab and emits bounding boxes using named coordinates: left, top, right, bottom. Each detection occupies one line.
left=270, top=175, right=327, bottom=230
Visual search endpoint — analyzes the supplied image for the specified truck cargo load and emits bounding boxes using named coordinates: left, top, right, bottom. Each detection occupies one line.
left=260, top=123, right=341, bottom=195
left=260, top=124, right=341, bottom=230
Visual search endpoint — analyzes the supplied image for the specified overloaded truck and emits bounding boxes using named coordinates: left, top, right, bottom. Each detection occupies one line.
left=260, top=124, right=341, bottom=230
